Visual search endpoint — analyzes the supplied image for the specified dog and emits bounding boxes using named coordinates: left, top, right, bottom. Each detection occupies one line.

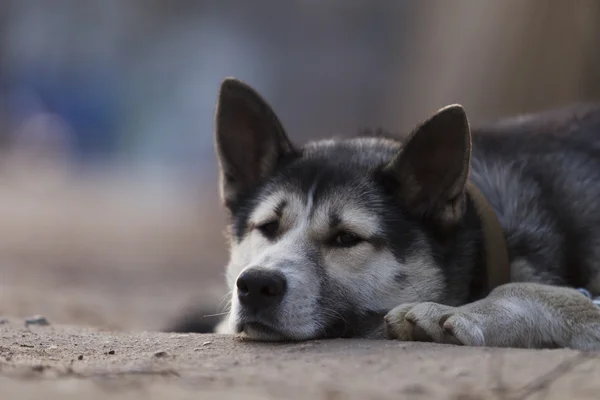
left=180, top=77, right=600, bottom=350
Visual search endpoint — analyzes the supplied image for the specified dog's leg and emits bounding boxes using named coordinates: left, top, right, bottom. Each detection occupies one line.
left=384, top=283, right=600, bottom=350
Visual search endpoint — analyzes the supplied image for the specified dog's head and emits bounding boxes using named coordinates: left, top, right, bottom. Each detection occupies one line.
left=215, top=78, right=478, bottom=341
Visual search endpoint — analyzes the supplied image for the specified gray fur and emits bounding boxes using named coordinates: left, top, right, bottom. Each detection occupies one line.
left=209, top=77, right=600, bottom=350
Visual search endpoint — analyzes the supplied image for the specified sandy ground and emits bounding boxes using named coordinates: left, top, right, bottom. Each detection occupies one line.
left=1, top=322, right=600, bottom=400
left=1, top=162, right=600, bottom=399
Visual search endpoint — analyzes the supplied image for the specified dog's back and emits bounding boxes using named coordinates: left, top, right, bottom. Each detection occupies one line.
left=471, top=104, right=600, bottom=292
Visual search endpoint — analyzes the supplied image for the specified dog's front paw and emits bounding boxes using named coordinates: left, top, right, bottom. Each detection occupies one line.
left=384, top=303, right=419, bottom=341
left=385, top=302, right=466, bottom=344
left=439, top=312, right=485, bottom=346
left=385, top=302, right=487, bottom=346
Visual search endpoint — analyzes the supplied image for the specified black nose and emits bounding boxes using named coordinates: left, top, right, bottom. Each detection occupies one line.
left=236, top=269, right=287, bottom=310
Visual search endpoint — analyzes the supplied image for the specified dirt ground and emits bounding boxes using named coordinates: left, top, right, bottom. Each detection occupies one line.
left=1, top=162, right=600, bottom=399
left=1, top=323, right=600, bottom=400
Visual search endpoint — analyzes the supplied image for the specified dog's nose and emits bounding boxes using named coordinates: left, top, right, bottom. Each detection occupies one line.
left=236, top=269, right=287, bottom=310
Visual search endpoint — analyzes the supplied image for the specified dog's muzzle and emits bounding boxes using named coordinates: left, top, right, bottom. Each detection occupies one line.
left=234, top=268, right=290, bottom=338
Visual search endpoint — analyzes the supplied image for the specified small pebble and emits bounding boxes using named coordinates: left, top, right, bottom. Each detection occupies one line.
left=202, top=341, right=212, bottom=346
left=154, top=351, right=168, bottom=358
left=78, top=355, right=84, bottom=361
left=25, top=315, right=50, bottom=327
left=104, top=350, right=115, bottom=355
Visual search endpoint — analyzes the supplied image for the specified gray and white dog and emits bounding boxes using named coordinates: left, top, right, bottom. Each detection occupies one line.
left=198, top=78, right=600, bottom=349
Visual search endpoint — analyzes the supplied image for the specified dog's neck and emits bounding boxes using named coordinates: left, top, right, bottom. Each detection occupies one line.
left=465, top=181, right=511, bottom=293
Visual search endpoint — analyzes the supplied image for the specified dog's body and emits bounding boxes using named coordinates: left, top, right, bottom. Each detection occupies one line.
left=203, top=78, right=600, bottom=349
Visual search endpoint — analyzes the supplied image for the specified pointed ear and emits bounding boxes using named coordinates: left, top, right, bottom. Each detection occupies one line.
left=214, top=78, right=298, bottom=210
left=382, top=104, right=472, bottom=227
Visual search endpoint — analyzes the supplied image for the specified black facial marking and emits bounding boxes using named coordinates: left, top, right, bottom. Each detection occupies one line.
left=274, top=199, right=287, bottom=218
left=232, top=194, right=260, bottom=241
left=369, top=234, right=387, bottom=250
left=328, top=212, right=341, bottom=229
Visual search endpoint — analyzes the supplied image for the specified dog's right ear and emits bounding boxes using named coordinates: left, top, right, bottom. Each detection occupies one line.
left=215, top=78, right=298, bottom=210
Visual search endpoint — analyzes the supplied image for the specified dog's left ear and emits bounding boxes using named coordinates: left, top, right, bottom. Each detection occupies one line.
left=382, top=104, right=471, bottom=227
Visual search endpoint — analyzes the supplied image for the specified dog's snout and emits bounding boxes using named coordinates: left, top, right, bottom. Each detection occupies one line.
left=236, top=269, right=287, bottom=309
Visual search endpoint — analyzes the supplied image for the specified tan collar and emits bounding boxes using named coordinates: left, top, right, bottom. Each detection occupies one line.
left=465, top=181, right=511, bottom=291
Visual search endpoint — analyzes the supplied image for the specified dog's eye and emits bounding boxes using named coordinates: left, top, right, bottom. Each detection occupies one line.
left=256, top=220, right=279, bottom=238
left=332, top=231, right=363, bottom=247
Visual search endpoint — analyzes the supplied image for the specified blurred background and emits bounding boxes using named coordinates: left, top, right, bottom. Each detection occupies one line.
left=1, top=0, right=600, bottom=331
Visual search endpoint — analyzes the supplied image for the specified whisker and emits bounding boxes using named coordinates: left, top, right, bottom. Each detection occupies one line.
left=203, top=311, right=230, bottom=318
left=217, top=291, right=233, bottom=313
left=220, top=300, right=232, bottom=313
left=319, top=306, right=349, bottom=335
